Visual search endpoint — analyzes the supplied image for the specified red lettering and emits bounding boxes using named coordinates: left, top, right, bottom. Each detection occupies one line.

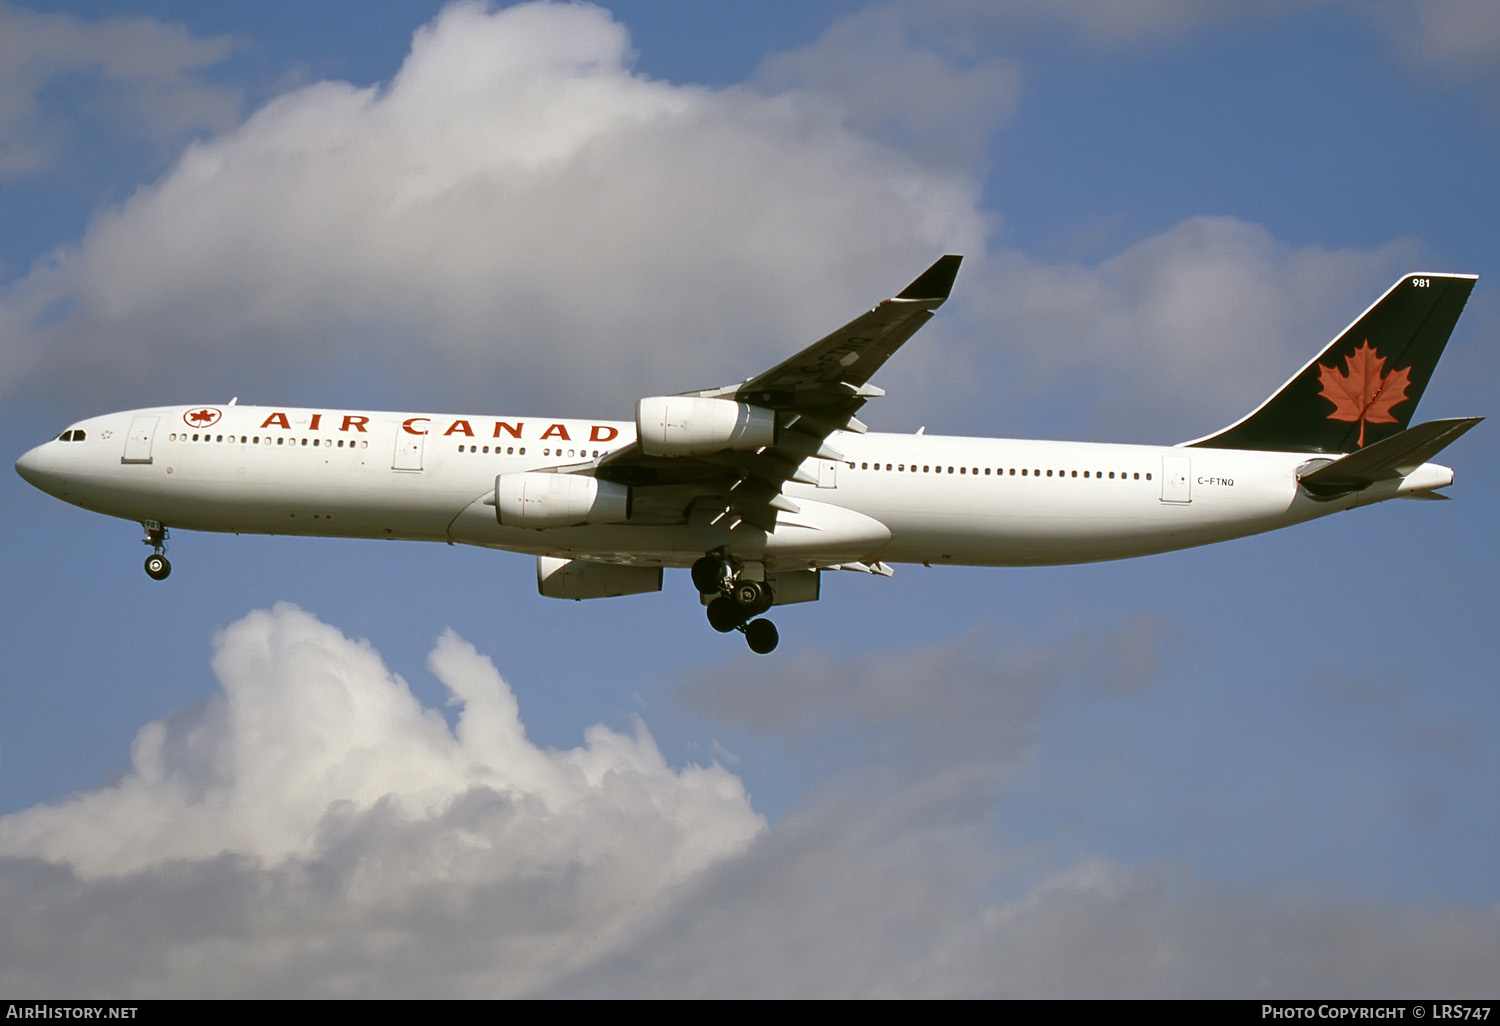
left=590, top=425, right=619, bottom=443
left=540, top=423, right=571, bottom=441
left=341, top=415, right=369, bottom=433
left=402, top=417, right=430, bottom=435
left=493, top=421, right=523, bottom=439
left=443, top=419, right=474, bottom=437
left=260, top=412, right=291, bottom=430
left=309, top=413, right=322, bottom=430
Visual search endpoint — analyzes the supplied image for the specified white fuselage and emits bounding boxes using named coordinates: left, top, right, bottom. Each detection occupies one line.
left=16, top=403, right=1451, bottom=572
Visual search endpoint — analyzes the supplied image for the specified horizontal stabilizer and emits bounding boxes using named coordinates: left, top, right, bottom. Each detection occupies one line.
left=1298, top=417, right=1481, bottom=494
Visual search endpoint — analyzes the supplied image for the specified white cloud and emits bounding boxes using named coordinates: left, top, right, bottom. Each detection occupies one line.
left=2, top=606, right=1493, bottom=997
left=544, top=781, right=1500, bottom=998
left=0, top=1, right=1422, bottom=449
left=0, top=3, right=239, bottom=176
left=1369, top=0, right=1500, bottom=73
left=2, top=0, right=983, bottom=413
left=754, top=4, right=1023, bottom=168
left=957, top=218, right=1416, bottom=439
left=0, top=603, right=761, bottom=996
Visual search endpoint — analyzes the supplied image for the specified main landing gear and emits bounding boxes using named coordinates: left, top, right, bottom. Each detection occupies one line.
left=693, top=555, right=779, bottom=654
left=142, top=521, right=171, bottom=580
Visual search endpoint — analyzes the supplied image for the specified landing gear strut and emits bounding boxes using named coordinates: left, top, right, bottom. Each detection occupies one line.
left=696, top=554, right=779, bottom=653
left=142, top=521, right=171, bottom=580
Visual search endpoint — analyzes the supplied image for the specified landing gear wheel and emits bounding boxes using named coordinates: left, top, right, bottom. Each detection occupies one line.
left=706, top=597, right=743, bottom=633
left=732, top=579, right=773, bottom=618
left=691, top=556, right=724, bottom=595
left=144, top=554, right=171, bottom=580
left=744, top=618, right=779, bottom=654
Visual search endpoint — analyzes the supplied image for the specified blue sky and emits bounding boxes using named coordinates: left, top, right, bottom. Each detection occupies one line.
left=1, top=0, right=1496, bottom=997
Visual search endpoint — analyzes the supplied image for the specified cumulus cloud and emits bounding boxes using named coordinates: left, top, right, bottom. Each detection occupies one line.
left=0, top=1, right=1421, bottom=450
left=548, top=814, right=1500, bottom=998
left=0, top=604, right=761, bottom=996
left=0, top=3, right=239, bottom=176
left=960, top=218, right=1416, bottom=440
left=1, top=0, right=982, bottom=413
left=754, top=4, right=1023, bottom=168
left=2, top=605, right=1494, bottom=997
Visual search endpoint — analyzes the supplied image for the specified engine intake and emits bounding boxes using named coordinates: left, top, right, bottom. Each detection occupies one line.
left=495, top=472, right=630, bottom=528
left=636, top=396, right=776, bottom=456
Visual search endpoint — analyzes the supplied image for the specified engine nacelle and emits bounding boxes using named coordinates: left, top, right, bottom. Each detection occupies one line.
left=495, top=472, right=630, bottom=529
left=537, top=556, right=663, bottom=600
left=636, top=396, right=776, bottom=456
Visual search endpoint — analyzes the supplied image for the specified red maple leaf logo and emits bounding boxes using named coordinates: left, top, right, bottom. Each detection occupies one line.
left=184, top=407, right=221, bottom=427
left=1316, top=341, right=1411, bottom=448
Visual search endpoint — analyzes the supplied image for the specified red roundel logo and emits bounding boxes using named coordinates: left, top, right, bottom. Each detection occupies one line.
left=184, top=407, right=222, bottom=428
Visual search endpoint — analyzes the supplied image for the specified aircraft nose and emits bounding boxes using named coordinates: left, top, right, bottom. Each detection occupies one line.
left=15, top=443, right=65, bottom=497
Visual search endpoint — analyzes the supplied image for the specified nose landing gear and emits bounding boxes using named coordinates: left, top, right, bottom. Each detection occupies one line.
left=142, top=522, right=171, bottom=580
left=693, top=554, right=779, bottom=654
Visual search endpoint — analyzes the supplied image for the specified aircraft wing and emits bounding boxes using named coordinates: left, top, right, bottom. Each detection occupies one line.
left=584, top=256, right=962, bottom=531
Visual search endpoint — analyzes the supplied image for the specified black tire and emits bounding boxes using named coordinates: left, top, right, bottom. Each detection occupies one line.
left=733, top=579, right=774, bottom=617
left=706, top=597, right=743, bottom=633
left=144, top=554, right=171, bottom=580
left=691, top=556, right=723, bottom=595
left=744, top=619, right=779, bottom=654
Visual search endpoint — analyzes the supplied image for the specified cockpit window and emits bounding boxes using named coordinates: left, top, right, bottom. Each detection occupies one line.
left=57, top=429, right=85, bottom=442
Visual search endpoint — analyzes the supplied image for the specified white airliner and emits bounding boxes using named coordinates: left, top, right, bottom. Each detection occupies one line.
left=15, top=258, right=1480, bottom=653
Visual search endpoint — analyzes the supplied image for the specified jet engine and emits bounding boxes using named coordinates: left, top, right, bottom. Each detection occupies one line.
left=636, top=396, right=776, bottom=456
left=495, top=472, right=629, bottom=528
left=537, top=556, right=663, bottom=599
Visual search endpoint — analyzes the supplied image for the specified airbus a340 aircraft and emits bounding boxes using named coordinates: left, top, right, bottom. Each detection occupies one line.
left=15, top=257, right=1480, bottom=653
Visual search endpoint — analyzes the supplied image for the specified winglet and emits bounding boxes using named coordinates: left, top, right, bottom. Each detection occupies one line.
left=897, top=255, right=963, bottom=302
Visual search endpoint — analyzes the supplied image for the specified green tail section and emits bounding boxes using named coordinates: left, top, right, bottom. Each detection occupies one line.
left=1187, top=273, right=1477, bottom=453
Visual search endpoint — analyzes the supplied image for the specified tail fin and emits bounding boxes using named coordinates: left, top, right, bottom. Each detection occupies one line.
left=1186, top=273, right=1477, bottom=453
